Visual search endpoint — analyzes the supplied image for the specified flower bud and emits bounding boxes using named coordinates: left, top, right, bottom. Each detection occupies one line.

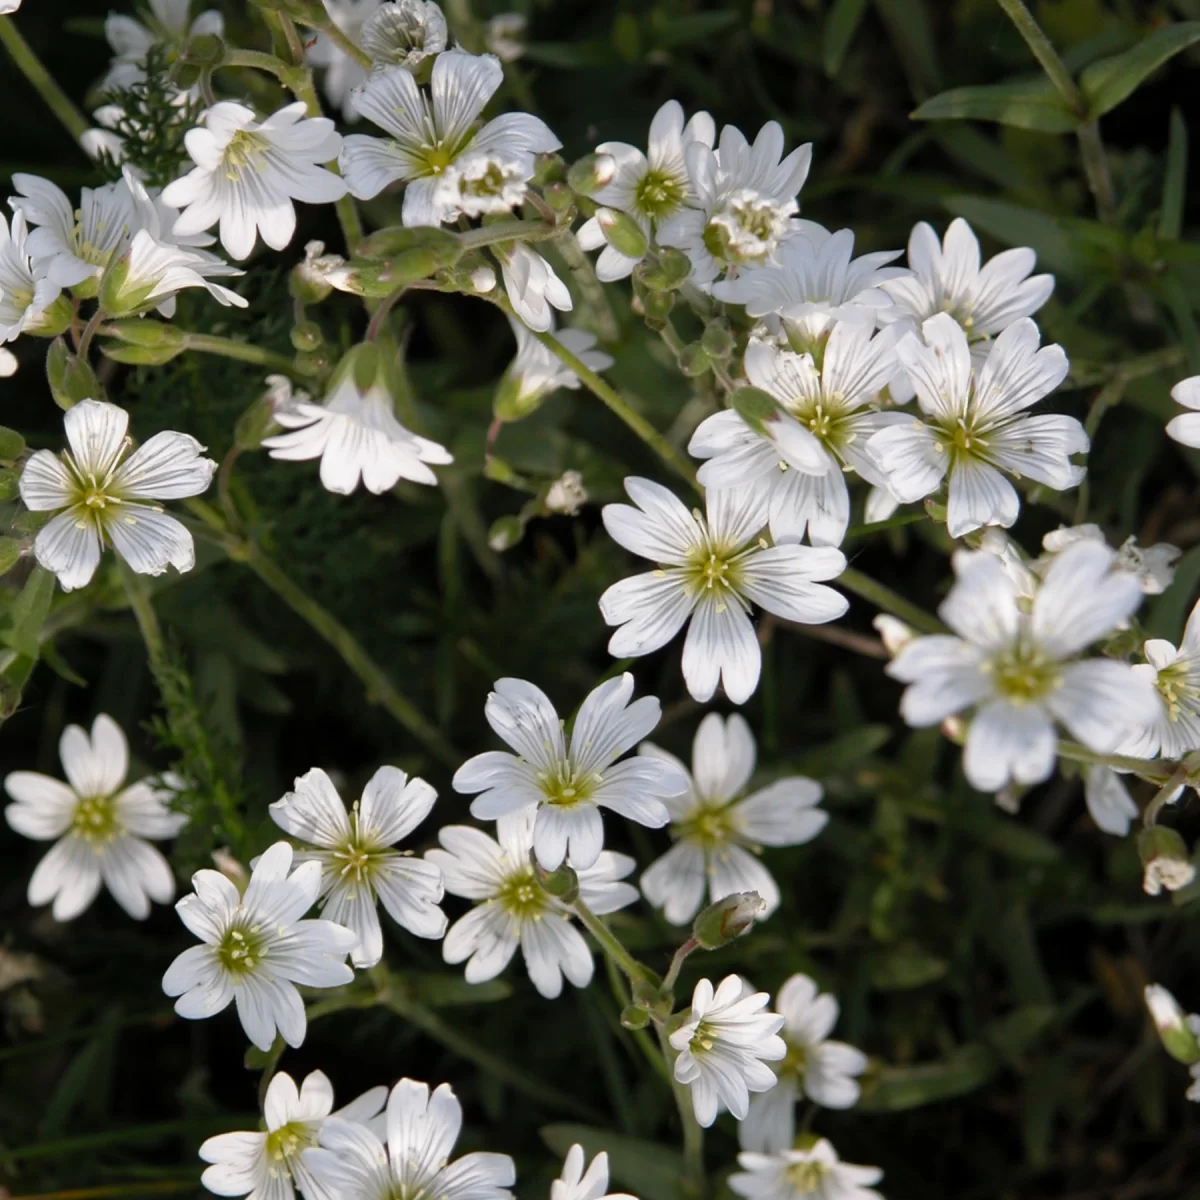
left=533, top=855, right=579, bottom=903
left=692, top=890, right=766, bottom=950
left=731, top=386, right=783, bottom=439
left=542, top=181, right=574, bottom=216
left=701, top=320, right=735, bottom=360
left=545, top=470, right=587, bottom=516
left=678, top=343, right=710, bottom=377
left=873, top=614, right=914, bottom=656
left=290, top=320, right=323, bottom=352
left=101, top=318, right=187, bottom=350
left=620, top=1003, right=651, bottom=1029
left=211, top=847, right=249, bottom=892
left=24, top=295, right=72, bottom=339
left=1139, top=825, right=1196, bottom=896
left=1145, top=984, right=1200, bottom=1064
left=292, top=349, right=330, bottom=377
left=0, top=468, right=21, bottom=503
left=640, top=289, right=675, bottom=328
left=184, top=31, right=224, bottom=64
left=46, top=338, right=103, bottom=410
left=488, top=515, right=525, bottom=551
left=469, top=266, right=496, bottom=293
left=596, top=208, right=648, bottom=260
left=327, top=251, right=444, bottom=297
left=356, top=224, right=462, bottom=263
left=290, top=241, right=345, bottom=305
left=567, top=152, right=617, bottom=197
left=635, top=248, right=692, bottom=293
left=492, top=371, right=538, bottom=423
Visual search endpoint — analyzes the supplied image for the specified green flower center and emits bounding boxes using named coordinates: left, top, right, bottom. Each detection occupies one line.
left=679, top=804, right=736, bottom=848
left=217, top=920, right=267, bottom=976
left=681, top=537, right=751, bottom=610
left=72, top=793, right=121, bottom=844
left=535, top=763, right=597, bottom=808
left=985, top=646, right=1060, bottom=703
left=785, top=1161, right=827, bottom=1192
left=780, top=1037, right=808, bottom=1077
left=1156, top=663, right=1194, bottom=722
left=330, top=810, right=390, bottom=886
left=224, top=130, right=269, bottom=178
left=688, top=1020, right=716, bottom=1055
left=265, top=1120, right=317, bottom=1165
left=496, top=869, right=549, bottom=919
left=635, top=168, right=686, bottom=220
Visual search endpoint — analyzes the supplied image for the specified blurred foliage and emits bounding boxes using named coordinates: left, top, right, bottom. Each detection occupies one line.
left=3, top=0, right=1200, bottom=1197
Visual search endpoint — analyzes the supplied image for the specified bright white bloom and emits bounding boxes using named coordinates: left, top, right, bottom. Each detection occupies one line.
left=867, top=313, right=1082, bottom=538
left=1041, top=524, right=1178, bottom=596
left=658, top=122, right=812, bottom=289
left=360, top=0, right=449, bottom=71
left=485, top=12, right=526, bottom=62
left=640, top=713, right=826, bottom=924
left=713, top=222, right=907, bottom=345
left=309, top=0, right=382, bottom=121
left=1119, top=598, right=1200, bottom=761
left=198, top=1070, right=387, bottom=1200
left=162, top=102, right=346, bottom=261
left=1168, top=376, right=1200, bottom=447
left=888, top=542, right=1159, bottom=793
left=452, top=673, right=686, bottom=870
left=552, top=1145, right=637, bottom=1200
left=0, top=210, right=63, bottom=342
left=269, top=766, right=446, bottom=968
left=0, top=348, right=15, bottom=376
left=107, top=229, right=245, bottom=313
left=433, top=148, right=534, bottom=219
left=426, top=809, right=638, bottom=998
left=576, top=100, right=715, bottom=281
left=1084, top=766, right=1138, bottom=836
left=262, top=356, right=453, bottom=495
left=739, top=974, right=867, bottom=1153
left=730, top=1140, right=883, bottom=1200
left=669, top=974, right=786, bottom=1127
left=303, top=1078, right=515, bottom=1200
left=102, top=0, right=224, bottom=91
left=19, top=399, right=216, bottom=591
left=339, top=51, right=559, bottom=223
left=162, top=841, right=356, bottom=1051
left=4, top=714, right=185, bottom=921
left=497, top=241, right=572, bottom=332
left=600, top=478, right=848, bottom=704
left=689, top=325, right=902, bottom=547
left=499, top=315, right=613, bottom=415
left=880, top=218, right=1053, bottom=363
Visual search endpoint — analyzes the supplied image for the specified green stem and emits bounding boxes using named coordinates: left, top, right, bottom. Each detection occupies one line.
left=1076, top=120, right=1118, bottom=225
left=117, top=559, right=165, bottom=670
left=993, top=0, right=1084, bottom=113
left=222, top=47, right=292, bottom=80
left=242, top=545, right=461, bottom=768
left=661, top=937, right=698, bottom=993
left=838, top=567, right=946, bottom=634
left=573, top=897, right=659, bottom=987
left=76, top=307, right=105, bottom=361
left=555, top=230, right=622, bottom=344
left=182, top=332, right=301, bottom=377
left=0, top=17, right=89, bottom=143
left=655, top=1024, right=706, bottom=1199
left=256, top=1035, right=287, bottom=1110
left=1143, top=758, right=1197, bottom=826
left=1075, top=374, right=1127, bottom=520
left=1055, top=740, right=1174, bottom=782
left=458, top=219, right=559, bottom=251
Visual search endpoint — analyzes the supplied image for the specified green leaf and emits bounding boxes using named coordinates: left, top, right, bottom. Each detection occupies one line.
left=650, top=9, right=739, bottom=48
left=911, top=79, right=1078, bottom=132
left=1160, top=108, right=1188, bottom=242
left=1, top=565, right=55, bottom=659
left=540, top=1125, right=684, bottom=1200
left=859, top=1044, right=997, bottom=1111
left=1080, top=22, right=1200, bottom=118
left=867, top=946, right=948, bottom=990
left=791, top=725, right=891, bottom=778
left=872, top=0, right=941, bottom=95
left=981, top=820, right=1061, bottom=865
left=396, top=972, right=513, bottom=1007
left=823, top=0, right=869, bottom=76
left=0, top=425, right=25, bottom=460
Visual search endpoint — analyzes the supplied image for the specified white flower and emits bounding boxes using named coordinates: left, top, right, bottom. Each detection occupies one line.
left=433, top=149, right=533, bottom=219
left=339, top=50, right=559, bottom=223
left=599, top=478, right=848, bottom=704
left=552, top=1144, right=637, bottom=1200
left=689, top=325, right=902, bottom=547
left=1168, top=376, right=1200, bottom=447
left=105, top=229, right=246, bottom=314
left=81, top=104, right=132, bottom=171
left=0, top=1, right=23, bottom=12
left=500, top=315, right=613, bottom=413
left=880, top=218, right=1053, bottom=361
left=261, top=354, right=453, bottom=495
left=575, top=99, right=715, bottom=281
left=19, top=398, right=216, bottom=591
left=162, top=102, right=346, bottom=261
left=269, top=766, right=446, bottom=968
left=887, top=541, right=1160, bottom=793
left=713, top=222, right=907, bottom=345
left=452, top=672, right=686, bottom=870
left=498, top=242, right=572, bottom=332
left=867, top=313, right=1082, bottom=539
left=360, top=0, right=449, bottom=71
left=546, top=470, right=588, bottom=515
left=426, top=809, right=639, bottom=998
left=309, top=0, right=382, bottom=121
left=303, top=1078, right=515, bottom=1200
left=739, top=974, right=867, bottom=1153
left=162, top=841, right=357, bottom=1051
left=658, top=122, right=812, bottom=289
left=1083, top=766, right=1138, bottom=836
left=640, top=713, right=825, bottom=924
left=730, top=1140, right=883, bottom=1200
left=4, top=714, right=186, bottom=921
left=0, top=210, right=63, bottom=342
left=199, top=1070, right=387, bottom=1200
left=1041, top=524, right=1179, bottom=596
left=102, top=0, right=224, bottom=91
left=669, top=974, right=786, bottom=1127
left=485, top=12, right=526, bottom=62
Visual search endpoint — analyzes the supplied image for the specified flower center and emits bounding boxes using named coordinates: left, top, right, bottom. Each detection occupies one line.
left=679, top=804, right=736, bottom=848
left=72, top=793, right=121, bottom=843
left=682, top=539, right=750, bottom=612
left=703, top=189, right=791, bottom=267
left=265, top=1120, right=317, bottom=1169
left=635, top=168, right=686, bottom=221
left=785, top=1161, right=828, bottom=1192
left=496, top=869, right=549, bottom=919
left=781, top=1037, right=808, bottom=1078
left=1156, top=663, right=1195, bottom=722
left=688, top=1020, right=716, bottom=1055
left=216, top=919, right=267, bottom=977
left=536, top=762, right=597, bottom=808
left=331, top=810, right=389, bottom=885
left=985, top=646, right=1060, bottom=703
left=224, top=130, right=269, bottom=178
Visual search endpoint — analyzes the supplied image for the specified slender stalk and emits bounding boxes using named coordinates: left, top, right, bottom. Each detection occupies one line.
left=0, top=17, right=90, bottom=143
left=655, top=1024, right=706, bottom=1199
left=555, top=230, right=622, bottom=344
left=308, top=18, right=372, bottom=69
left=993, top=0, right=1084, bottom=113
left=181, top=332, right=302, bottom=378
left=256, top=1036, right=287, bottom=1110
left=458, top=219, right=558, bottom=251
left=76, top=308, right=105, bottom=361
left=1076, top=120, right=1118, bottom=224
left=242, top=546, right=462, bottom=768
left=366, top=285, right=408, bottom=342
left=221, top=48, right=292, bottom=81
left=1056, top=740, right=1175, bottom=783
left=117, top=560, right=165, bottom=670
left=661, top=937, right=698, bottom=993
left=838, top=566, right=945, bottom=634
left=573, top=897, right=659, bottom=987
left=1144, top=761, right=1192, bottom=828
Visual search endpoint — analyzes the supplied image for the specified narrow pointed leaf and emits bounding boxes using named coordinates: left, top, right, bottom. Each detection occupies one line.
left=1080, top=21, right=1200, bottom=118
left=912, top=79, right=1078, bottom=132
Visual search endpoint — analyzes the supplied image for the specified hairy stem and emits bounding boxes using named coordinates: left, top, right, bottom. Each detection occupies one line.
left=573, top=897, right=660, bottom=987
left=661, top=937, right=698, bottom=993
left=457, top=219, right=559, bottom=251
left=554, top=230, right=622, bottom=344
left=838, top=567, right=946, bottom=634
left=117, top=560, right=165, bottom=671
left=0, top=16, right=90, bottom=142
left=180, top=332, right=301, bottom=378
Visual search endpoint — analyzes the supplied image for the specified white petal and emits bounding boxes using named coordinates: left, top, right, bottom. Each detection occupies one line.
left=962, top=700, right=1056, bottom=792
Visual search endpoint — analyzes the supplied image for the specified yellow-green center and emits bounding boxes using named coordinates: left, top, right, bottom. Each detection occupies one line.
left=985, top=646, right=1060, bottom=703
left=635, top=168, right=686, bottom=220
left=216, top=921, right=267, bottom=977
left=330, top=811, right=389, bottom=886
left=679, top=804, right=736, bottom=849
left=496, top=869, right=549, bottom=919
left=688, top=1020, right=716, bottom=1055
left=785, top=1161, right=827, bottom=1191
left=681, top=540, right=749, bottom=612
left=72, top=793, right=121, bottom=844
left=224, top=130, right=269, bottom=178
left=1156, top=663, right=1194, bottom=722
left=265, top=1120, right=317, bottom=1165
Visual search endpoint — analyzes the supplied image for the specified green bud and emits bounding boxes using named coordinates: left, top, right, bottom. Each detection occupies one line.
left=185, top=32, right=224, bottom=64
left=488, top=515, right=525, bottom=551
left=678, top=343, right=710, bottom=377
left=0, top=538, right=23, bottom=577
left=331, top=251, right=444, bottom=297
left=640, top=289, right=675, bottom=328
left=0, top=426, right=25, bottom=461
left=732, top=386, right=782, bottom=438
left=493, top=372, right=542, bottom=423
left=692, top=890, right=766, bottom=950
left=1139, top=826, right=1196, bottom=895
left=542, top=182, right=574, bottom=216
left=567, top=152, right=617, bottom=197
left=534, top=855, right=579, bottom=902
left=356, top=224, right=462, bottom=264
left=293, top=349, right=330, bottom=377
left=596, top=208, right=648, bottom=260
left=635, top=247, right=692, bottom=292
left=290, top=320, right=324, bottom=352
left=170, top=58, right=204, bottom=90
left=620, top=1003, right=651, bottom=1030
left=101, top=342, right=187, bottom=366
left=1145, top=984, right=1200, bottom=1064
left=102, top=318, right=187, bottom=349
left=24, top=295, right=73, bottom=339
left=46, top=338, right=103, bottom=409
left=0, top=468, right=21, bottom=502
left=701, top=320, right=735, bottom=360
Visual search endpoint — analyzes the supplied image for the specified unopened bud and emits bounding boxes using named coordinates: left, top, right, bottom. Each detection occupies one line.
left=678, top=343, right=710, bottom=377
left=493, top=373, right=539, bottom=422
left=545, top=470, right=587, bottom=516
left=701, top=320, right=735, bottom=360
left=1139, top=826, right=1196, bottom=896
left=184, top=31, right=224, bottom=64
left=534, top=855, right=579, bottom=902
left=1145, top=984, right=1200, bottom=1064
left=469, top=266, right=496, bottom=293
left=356, top=224, right=462, bottom=264
left=640, top=289, right=675, bottom=328
left=635, top=247, right=692, bottom=292
left=101, top=318, right=187, bottom=350
left=692, top=890, right=766, bottom=950
left=0, top=468, right=20, bottom=503
left=488, top=515, right=525, bottom=551
left=731, top=386, right=782, bottom=438
left=542, top=182, right=574, bottom=216
left=620, top=1003, right=651, bottom=1029
left=567, top=152, right=617, bottom=197
left=873, top=614, right=913, bottom=656
left=290, top=320, right=323, bottom=352
left=596, top=207, right=648, bottom=260
left=293, top=349, right=330, bottom=377
left=46, top=338, right=103, bottom=409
